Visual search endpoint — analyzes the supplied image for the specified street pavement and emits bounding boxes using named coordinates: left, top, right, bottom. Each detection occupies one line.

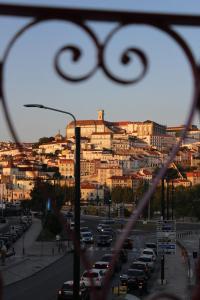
left=0, top=217, right=67, bottom=286
left=0, top=216, right=199, bottom=300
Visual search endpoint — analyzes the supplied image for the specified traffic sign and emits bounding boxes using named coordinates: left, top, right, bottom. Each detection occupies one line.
left=157, top=220, right=176, bottom=255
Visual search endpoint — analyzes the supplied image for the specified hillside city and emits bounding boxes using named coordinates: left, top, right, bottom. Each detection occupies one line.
left=0, top=110, right=200, bottom=213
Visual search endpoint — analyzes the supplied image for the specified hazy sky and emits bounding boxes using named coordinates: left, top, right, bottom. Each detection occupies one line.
left=1, top=0, right=200, bottom=142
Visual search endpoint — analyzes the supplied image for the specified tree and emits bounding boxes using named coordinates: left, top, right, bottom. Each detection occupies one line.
left=43, top=212, right=62, bottom=235
left=30, top=179, right=53, bottom=212
left=38, top=136, right=55, bottom=145
left=111, top=187, right=134, bottom=204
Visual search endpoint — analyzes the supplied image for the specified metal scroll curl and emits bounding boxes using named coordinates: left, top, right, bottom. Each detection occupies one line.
left=101, top=24, right=148, bottom=84
left=54, top=22, right=149, bottom=85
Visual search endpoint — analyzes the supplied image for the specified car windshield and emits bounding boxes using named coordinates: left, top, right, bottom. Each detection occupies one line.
left=94, top=263, right=107, bottom=269
left=82, top=233, right=92, bottom=237
left=146, top=243, right=156, bottom=248
left=83, top=272, right=98, bottom=278
left=139, top=257, right=152, bottom=262
left=143, top=250, right=153, bottom=255
left=132, top=264, right=144, bottom=269
left=127, top=269, right=143, bottom=276
left=62, top=283, right=73, bottom=290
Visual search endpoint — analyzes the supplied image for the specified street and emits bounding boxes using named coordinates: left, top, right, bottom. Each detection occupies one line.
left=2, top=216, right=157, bottom=300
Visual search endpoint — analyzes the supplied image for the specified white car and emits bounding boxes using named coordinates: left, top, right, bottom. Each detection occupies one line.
left=137, top=255, right=155, bottom=272
left=81, top=268, right=105, bottom=287
left=80, top=232, right=94, bottom=243
left=141, top=248, right=156, bottom=260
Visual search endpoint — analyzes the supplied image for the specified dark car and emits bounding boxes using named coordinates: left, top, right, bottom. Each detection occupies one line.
left=122, top=238, right=133, bottom=250
left=57, top=281, right=89, bottom=300
left=96, top=235, right=112, bottom=246
left=130, top=261, right=150, bottom=278
left=120, top=269, right=148, bottom=293
left=101, top=254, right=122, bottom=272
left=102, top=228, right=115, bottom=238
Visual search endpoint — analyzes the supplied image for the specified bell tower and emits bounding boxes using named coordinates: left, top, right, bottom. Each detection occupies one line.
left=98, top=109, right=104, bottom=121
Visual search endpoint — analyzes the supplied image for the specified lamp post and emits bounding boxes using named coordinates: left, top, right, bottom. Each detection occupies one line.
left=24, top=104, right=81, bottom=299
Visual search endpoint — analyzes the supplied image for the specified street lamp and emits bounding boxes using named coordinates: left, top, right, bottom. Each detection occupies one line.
left=24, top=104, right=81, bottom=299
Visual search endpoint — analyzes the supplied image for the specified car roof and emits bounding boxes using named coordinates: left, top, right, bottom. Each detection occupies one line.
left=143, top=248, right=155, bottom=251
left=83, top=268, right=103, bottom=273
left=132, top=261, right=146, bottom=265
left=63, top=280, right=73, bottom=285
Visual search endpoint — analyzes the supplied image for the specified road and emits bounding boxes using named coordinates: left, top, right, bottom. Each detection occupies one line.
left=3, top=216, right=200, bottom=300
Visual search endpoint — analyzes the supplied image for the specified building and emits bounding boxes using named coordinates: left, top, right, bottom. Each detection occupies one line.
left=66, top=110, right=166, bottom=139
left=186, top=171, right=200, bottom=185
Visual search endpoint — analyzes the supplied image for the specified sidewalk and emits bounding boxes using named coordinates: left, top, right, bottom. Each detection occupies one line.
left=0, top=217, right=69, bottom=286
left=149, top=245, right=190, bottom=300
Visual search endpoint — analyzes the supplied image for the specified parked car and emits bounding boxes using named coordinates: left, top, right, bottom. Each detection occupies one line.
left=81, top=269, right=105, bottom=288
left=57, top=280, right=89, bottom=300
left=96, top=235, right=112, bottom=247
left=101, top=254, right=122, bottom=272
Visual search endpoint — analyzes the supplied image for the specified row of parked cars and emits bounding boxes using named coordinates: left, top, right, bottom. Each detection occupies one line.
left=120, top=242, right=157, bottom=295
left=0, top=215, right=32, bottom=255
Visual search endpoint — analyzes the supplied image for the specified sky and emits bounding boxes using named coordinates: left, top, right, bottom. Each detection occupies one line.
left=1, top=0, right=200, bottom=142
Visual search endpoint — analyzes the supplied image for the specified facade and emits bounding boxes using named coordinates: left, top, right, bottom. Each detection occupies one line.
left=186, top=171, right=200, bottom=185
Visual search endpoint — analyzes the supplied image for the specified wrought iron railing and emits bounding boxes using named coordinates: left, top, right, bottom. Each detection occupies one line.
left=0, top=3, right=200, bottom=300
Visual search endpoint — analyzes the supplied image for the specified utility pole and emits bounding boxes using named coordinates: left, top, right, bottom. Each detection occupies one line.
left=171, top=181, right=174, bottom=220
left=161, top=177, right=165, bottom=284
left=166, top=180, right=169, bottom=220
left=161, top=178, right=165, bottom=220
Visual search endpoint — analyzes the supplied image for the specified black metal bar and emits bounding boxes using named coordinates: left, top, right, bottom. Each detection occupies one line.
left=73, top=126, right=80, bottom=300
left=171, top=181, right=174, bottom=220
left=166, top=181, right=169, bottom=220
left=161, top=178, right=165, bottom=220
left=161, top=254, right=165, bottom=284
left=1, top=3, right=200, bottom=26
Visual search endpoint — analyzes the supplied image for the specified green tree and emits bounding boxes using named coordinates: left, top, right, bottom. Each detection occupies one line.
left=44, top=213, right=62, bottom=235
left=30, top=179, right=53, bottom=212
